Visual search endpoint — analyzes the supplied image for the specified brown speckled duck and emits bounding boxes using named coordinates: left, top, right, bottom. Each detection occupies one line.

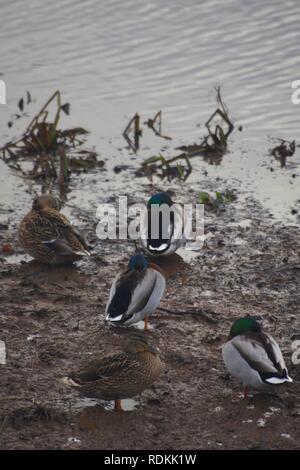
left=18, top=195, right=90, bottom=265
left=62, top=331, right=164, bottom=411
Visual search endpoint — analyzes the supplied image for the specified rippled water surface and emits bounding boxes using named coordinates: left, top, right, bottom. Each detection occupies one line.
left=0, top=0, right=300, bottom=221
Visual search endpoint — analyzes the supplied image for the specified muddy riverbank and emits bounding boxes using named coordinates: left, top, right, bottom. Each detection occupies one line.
left=0, top=188, right=299, bottom=450
left=1, top=0, right=300, bottom=449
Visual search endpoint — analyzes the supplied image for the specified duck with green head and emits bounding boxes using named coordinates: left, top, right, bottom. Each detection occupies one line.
left=139, top=192, right=185, bottom=256
left=105, top=254, right=165, bottom=330
left=222, top=316, right=292, bottom=398
left=18, top=195, right=90, bottom=265
left=62, top=330, right=164, bottom=411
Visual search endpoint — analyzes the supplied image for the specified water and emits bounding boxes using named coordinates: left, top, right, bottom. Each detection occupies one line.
left=70, top=396, right=138, bottom=412
left=0, top=0, right=300, bottom=223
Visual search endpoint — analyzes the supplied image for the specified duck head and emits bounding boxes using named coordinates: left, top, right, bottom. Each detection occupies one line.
left=128, top=254, right=149, bottom=271
left=229, top=316, right=262, bottom=339
left=147, top=192, right=173, bottom=208
left=32, top=195, right=61, bottom=211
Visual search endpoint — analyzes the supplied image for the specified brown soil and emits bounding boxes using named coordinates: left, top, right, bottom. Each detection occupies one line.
left=0, top=194, right=300, bottom=450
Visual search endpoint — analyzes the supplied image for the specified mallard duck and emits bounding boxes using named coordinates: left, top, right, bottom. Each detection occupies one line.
left=222, top=316, right=293, bottom=397
left=62, top=331, right=164, bottom=411
left=18, top=195, right=90, bottom=265
left=105, top=254, right=165, bottom=330
left=139, top=192, right=185, bottom=256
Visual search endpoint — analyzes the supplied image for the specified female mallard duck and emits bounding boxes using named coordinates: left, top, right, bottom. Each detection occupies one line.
left=62, top=331, right=164, bottom=411
left=222, top=316, right=293, bottom=398
left=105, top=254, right=165, bottom=330
left=139, top=192, right=185, bottom=257
left=18, top=195, right=90, bottom=265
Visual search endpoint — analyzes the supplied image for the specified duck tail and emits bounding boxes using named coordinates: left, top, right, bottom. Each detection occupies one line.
left=264, top=375, right=293, bottom=385
left=75, top=249, right=91, bottom=257
left=106, top=313, right=124, bottom=323
left=43, top=239, right=90, bottom=257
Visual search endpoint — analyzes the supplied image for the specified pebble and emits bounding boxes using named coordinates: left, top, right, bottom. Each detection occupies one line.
left=280, top=433, right=291, bottom=439
left=256, top=419, right=266, bottom=428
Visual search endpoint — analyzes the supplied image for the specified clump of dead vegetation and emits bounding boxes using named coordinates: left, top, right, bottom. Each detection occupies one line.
left=139, top=152, right=192, bottom=182
left=123, top=110, right=171, bottom=152
left=0, top=91, right=102, bottom=183
left=123, top=113, right=143, bottom=152
left=144, top=111, right=172, bottom=141
left=270, top=138, right=296, bottom=168
left=199, top=189, right=237, bottom=211
left=138, top=87, right=234, bottom=181
left=176, top=87, right=234, bottom=158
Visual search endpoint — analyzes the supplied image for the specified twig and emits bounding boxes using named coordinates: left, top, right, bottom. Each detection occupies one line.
left=157, top=306, right=219, bottom=323
left=144, top=111, right=172, bottom=140
left=123, top=113, right=142, bottom=152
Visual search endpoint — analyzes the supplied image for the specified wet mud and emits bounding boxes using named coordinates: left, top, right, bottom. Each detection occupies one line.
left=0, top=190, right=299, bottom=450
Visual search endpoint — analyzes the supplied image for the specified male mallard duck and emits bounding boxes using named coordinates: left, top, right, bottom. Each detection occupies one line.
left=139, top=192, right=185, bottom=256
left=105, top=254, right=165, bottom=330
left=62, top=331, right=164, bottom=411
left=222, top=316, right=293, bottom=397
left=18, top=195, right=90, bottom=265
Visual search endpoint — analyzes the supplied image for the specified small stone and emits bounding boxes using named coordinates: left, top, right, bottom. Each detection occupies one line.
left=256, top=418, right=266, bottom=428
left=214, top=406, right=223, bottom=413
left=67, top=437, right=81, bottom=444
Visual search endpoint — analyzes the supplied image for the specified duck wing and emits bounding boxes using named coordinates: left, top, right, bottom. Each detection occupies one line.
left=125, top=268, right=164, bottom=319
left=69, top=225, right=89, bottom=251
left=43, top=239, right=79, bottom=256
left=39, top=209, right=89, bottom=255
left=106, top=269, right=160, bottom=322
left=232, top=332, right=291, bottom=384
left=69, top=352, right=138, bottom=385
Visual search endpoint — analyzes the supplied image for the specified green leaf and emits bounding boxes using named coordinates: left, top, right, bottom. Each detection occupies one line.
left=215, top=191, right=223, bottom=202
left=199, top=191, right=211, bottom=205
